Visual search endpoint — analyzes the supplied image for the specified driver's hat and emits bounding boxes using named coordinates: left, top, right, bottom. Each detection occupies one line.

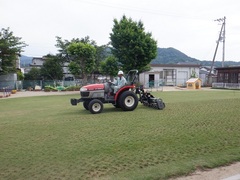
left=118, top=70, right=124, bottom=75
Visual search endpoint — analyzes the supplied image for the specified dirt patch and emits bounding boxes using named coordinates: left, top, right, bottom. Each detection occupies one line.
left=170, top=162, right=240, bottom=180
left=0, top=90, right=79, bottom=99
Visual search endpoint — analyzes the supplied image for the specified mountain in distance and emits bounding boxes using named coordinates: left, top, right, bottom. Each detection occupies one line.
left=20, top=55, right=32, bottom=67
left=151, top=47, right=240, bottom=67
left=20, top=47, right=240, bottom=68
left=151, top=47, right=200, bottom=64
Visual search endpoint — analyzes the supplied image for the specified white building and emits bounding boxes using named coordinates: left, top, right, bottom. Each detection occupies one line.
left=28, top=57, right=74, bottom=80
left=139, top=63, right=201, bottom=88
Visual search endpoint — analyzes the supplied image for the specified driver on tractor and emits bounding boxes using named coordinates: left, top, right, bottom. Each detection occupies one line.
left=111, top=70, right=127, bottom=94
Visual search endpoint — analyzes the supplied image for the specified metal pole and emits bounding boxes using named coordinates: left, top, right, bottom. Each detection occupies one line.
left=222, top=16, right=226, bottom=67
left=208, top=17, right=225, bottom=85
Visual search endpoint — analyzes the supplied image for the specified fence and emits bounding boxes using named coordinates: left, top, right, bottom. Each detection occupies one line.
left=144, top=80, right=164, bottom=91
left=0, top=81, right=16, bottom=98
left=0, top=87, right=12, bottom=98
left=212, top=83, right=240, bottom=90
left=0, top=80, right=81, bottom=91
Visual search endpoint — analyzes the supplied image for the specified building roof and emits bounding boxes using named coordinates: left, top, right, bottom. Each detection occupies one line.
left=215, top=66, right=240, bottom=70
left=199, top=69, right=209, bottom=75
left=30, top=57, right=45, bottom=66
left=186, top=78, right=201, bottom=83
left=151, top=64, right=201, bottom=68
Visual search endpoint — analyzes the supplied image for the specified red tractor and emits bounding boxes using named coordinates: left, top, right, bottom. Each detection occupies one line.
left=70, top=70, right=165, bottom=114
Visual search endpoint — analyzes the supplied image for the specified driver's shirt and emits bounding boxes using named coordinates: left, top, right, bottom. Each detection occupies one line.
left=116, top=76, right=126, bottom=88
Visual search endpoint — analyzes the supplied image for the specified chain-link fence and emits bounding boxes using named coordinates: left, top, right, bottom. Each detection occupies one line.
left=0, top=80, right=80, bottom=91
left=144, top=80, right=164, bottom=91
left=0, top=87, right=12, bottom=97
left=212, top=82, right=240, bottom=90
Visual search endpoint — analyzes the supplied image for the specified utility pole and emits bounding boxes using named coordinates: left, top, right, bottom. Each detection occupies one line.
left=222, top=16, right=226, bottom=67
left=207, top=17, right=226, bottom=85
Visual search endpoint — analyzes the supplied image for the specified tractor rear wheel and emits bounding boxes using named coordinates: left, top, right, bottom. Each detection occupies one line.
left=119, top=91, right=138, bottom=111
left=88, top=99, right=103, bottom=114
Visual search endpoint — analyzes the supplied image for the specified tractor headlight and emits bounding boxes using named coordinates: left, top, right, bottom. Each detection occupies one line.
left=80, top=87, right=87, bottom=92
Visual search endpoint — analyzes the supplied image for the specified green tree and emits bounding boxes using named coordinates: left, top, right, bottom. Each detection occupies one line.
left=67, top=42, right=96, bottom=84
left=68, top=61, right=81, bottom=78
left=55, top=36, right=96, bottom=62
left=100, top=55, right=119, bottom=77
left=55, top=36, right=108, bottom=77
left=110, top=15, right=157, bottom=73
left=94, top=44, right=109, bottom=74
left=40, top=55, right=63, bottom=80
left=17, top=69, right=24, bottom=80
left=0, top=27, right=27, bottom=75
left=24, top=67, right=42, bottom=80
left=55, top=36, right=76, bottom=62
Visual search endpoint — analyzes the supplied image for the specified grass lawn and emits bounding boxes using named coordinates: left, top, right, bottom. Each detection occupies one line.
left=0, top=90, right=240, bottom=179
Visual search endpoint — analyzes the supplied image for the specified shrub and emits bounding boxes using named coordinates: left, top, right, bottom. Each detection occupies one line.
left=65, top=85, right=81, bottom=91
left=44, top=85, right=57, bottom=92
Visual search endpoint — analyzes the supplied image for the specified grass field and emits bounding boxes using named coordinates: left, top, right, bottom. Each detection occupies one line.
left=0, top=90, right=240, bottom=179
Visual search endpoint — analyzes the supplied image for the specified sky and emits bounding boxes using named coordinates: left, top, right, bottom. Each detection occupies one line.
left=1, top=0, right=240, bottom=62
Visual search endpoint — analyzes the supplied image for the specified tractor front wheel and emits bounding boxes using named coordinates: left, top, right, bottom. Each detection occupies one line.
left=83, top=101, right=90, bottom=110
left=88, top=99, right=103, bottom=114
left=119, top=91, right=138, bottom=111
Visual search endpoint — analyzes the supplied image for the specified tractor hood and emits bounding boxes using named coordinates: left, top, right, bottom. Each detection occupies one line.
left=80, top=84, right=104, bottom=91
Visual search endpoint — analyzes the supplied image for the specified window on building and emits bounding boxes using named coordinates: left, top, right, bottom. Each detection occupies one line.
left=230, top=73, right=238, bottom=83
left=218, top=73, right=224, bottom=82
left=224, top=73, right=228, bottom=83
left=159, top=71, right=163, bottom=79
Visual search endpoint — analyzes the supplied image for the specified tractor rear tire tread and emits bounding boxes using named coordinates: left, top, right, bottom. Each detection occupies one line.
left=119, top=91, right=138, bottom=111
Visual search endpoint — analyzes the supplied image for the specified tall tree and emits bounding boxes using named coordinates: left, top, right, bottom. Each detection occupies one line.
left=100, top=55, right=119, bottom=77
left=94, top=44, right=109, bottom=73
left=68, top=61, right=81, bottom=78
left=110, top=15, right=157, bottom=73
left=40, top=55, right=63, bottom=80
left=0, top=27, right=27, bottom=75
left=55, top=36, right=107, bottom=75
left=67, top=42, right=96, bottom=84
left=24, top=67, right=42, bottom=80
left=55, top=36, right=96, bottom=62
left=55, top=36, right=71, bottom=62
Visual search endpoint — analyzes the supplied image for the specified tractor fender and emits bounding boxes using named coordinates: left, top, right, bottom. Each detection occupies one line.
left=114, top=85, right=135, bottom=101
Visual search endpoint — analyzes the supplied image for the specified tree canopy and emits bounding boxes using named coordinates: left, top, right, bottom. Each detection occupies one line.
left=55, top=36, right=108, bottom=81
left=67, top=42, right=96, bottom=83
left=41, top=55, right=64, bottom=80
left=110, top=15, right=157, bottom=73
left=24, top=67, right=42, bottom=80
left=0, top=27, right=27, bottom=75
left=100, top=55, right=119, bottom=77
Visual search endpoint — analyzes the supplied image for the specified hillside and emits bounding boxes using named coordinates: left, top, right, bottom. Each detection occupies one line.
left=151, top=47, right=240, bottom=67
left=151, top=47, right=200, bottom=64
left=20, top=55, right=32, bottom=67
left=20, top=48, right=240, bottom=68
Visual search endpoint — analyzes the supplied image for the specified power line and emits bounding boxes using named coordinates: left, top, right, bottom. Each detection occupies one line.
left=80, top=0, right=208, bottom=20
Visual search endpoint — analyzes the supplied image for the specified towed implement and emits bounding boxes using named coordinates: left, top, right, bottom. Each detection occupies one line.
left=70, top=70, right=165, bottom=114
left=136, top=85, right=165, bottom=110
